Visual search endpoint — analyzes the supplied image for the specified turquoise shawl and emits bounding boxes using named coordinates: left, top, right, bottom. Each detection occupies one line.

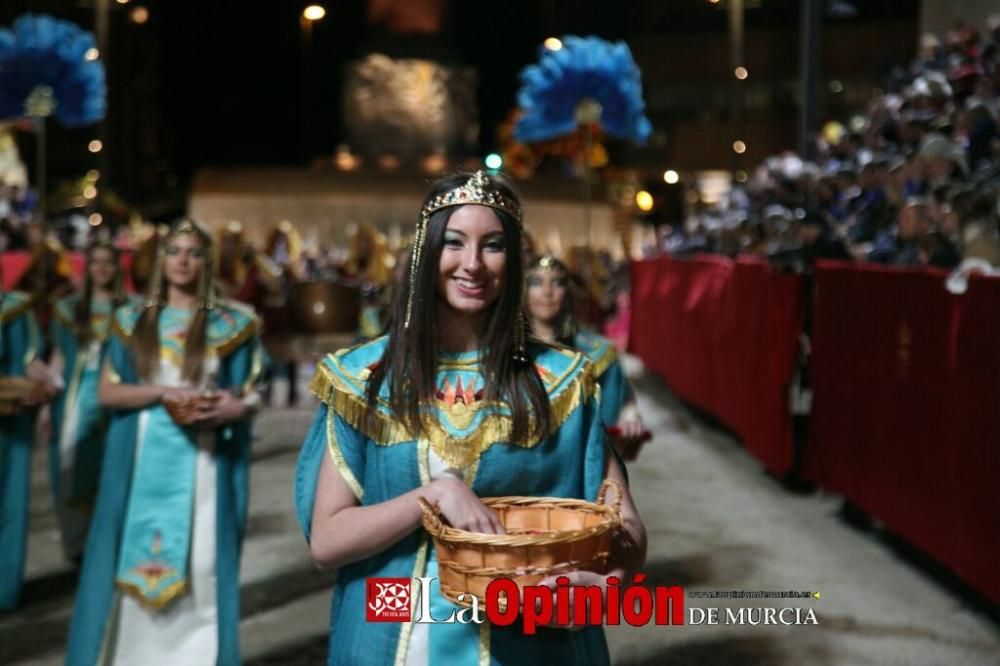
left=0, top=291, right=41, bottom=610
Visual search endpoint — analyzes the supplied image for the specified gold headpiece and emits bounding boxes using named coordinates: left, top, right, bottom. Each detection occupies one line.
left=527, top=254, right=568, bottom=279
left=419, top=170, right=522, bottom=225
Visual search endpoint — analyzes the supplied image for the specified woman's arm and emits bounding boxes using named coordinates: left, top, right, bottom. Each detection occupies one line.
left=97, top=360, right=178, bottom=410
left=602, top=450, right=647, bottom=579
left=309, top=446, right=502, bottom=571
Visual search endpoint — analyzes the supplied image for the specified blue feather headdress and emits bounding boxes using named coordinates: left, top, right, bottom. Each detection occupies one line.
left=0, top=13, right=106, bottom=126
left=514, top=35, right=651, bottom=145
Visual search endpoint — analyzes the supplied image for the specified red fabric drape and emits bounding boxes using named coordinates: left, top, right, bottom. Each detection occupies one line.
left=805, top=261, right=1000, bottom=604
left=1, top=251, right=134, bottom=291
left=629, top=255, right=803, bottom=475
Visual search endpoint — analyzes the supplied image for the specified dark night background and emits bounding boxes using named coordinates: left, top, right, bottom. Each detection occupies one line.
left=2, top=0, right=919, bottom=211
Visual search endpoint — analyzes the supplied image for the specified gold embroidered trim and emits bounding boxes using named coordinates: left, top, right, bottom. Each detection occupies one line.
left=111, top=307, right=258, bottom=359
left=393, top=442, right=432, bottom=666
left=479, top=622, right=491, bottom=666
left=327, top=406, right=364, bottom=501
left=114, top=578, right=188, bottom=611
left=582, top=335, right=617, bottom=378
left=309, top=358, right=596, bottom=470
left=0, top=292, right=33, bottom=325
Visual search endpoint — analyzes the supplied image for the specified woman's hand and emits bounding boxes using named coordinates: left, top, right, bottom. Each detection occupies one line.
left=422, top=475, right=505, bottom=535
left=190, top=390, right=248, bottom=428
left=613, top=403, right=648, bottom=461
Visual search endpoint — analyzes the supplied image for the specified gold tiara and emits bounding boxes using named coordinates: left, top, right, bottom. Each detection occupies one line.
left=420, top=171, right=522, bottom=224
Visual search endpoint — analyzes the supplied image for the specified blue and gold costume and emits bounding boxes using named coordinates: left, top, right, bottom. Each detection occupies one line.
left=296, top=335, right=613, bottom=665
left=49, top=295, right=134, bottom=559
left=571, top=329, right=632, bottom=430
left=0, top=291, right=41, bottom=610
left=67, top=300, right=263, bottom=665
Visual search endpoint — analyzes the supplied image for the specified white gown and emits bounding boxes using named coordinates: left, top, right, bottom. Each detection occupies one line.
left=109, top=356, right=220, bottom=666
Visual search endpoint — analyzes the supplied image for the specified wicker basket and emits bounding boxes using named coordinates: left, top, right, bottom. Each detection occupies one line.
left=0, top=376, right=45, bottom=415
left=162, top=392, right=219, bottom=427
left=418, top=479, right=622, bottom=608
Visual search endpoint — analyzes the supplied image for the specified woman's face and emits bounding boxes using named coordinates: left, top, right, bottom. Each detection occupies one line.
left=88, top=246, right=117, bottom=290
left=436, top=205, right=507, bottom=316
left=163, top=233, right=207, bottom=292
left=526, top=268, right=568, bottom=325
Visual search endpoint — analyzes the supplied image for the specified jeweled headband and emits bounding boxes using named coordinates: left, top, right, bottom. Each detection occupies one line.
left=405, top=171, right=522, bottom=329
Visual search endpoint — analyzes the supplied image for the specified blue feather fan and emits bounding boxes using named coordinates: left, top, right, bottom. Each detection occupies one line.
left=0, top=13, right=106, bottom=126
left=515, top=35, right=651, bottom=145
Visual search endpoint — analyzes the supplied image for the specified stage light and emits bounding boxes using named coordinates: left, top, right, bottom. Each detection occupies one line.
left=86, top=169, right=100, bottom=181
left=130, top=6, right=149, bottom=24
left=303, top=5, right=326, bottom=21
left=829, top=80, right=844, bottom=93
left=663, top=170, right=679, bottom=184
left=544, top=37, right=563, bottom=51
left=735, top=170, right=749, bottom=183
left=116, top=0, right=130, bottom=4
left=84, top=48, right=100, bottom=61
left=88, top=140, right=103, bottom=153
left=635, top=190, right=654, bottom=211
left=734, top=66, right=748, bottom=80
left=733, top=140, right=747, bottom=154
left=83, top=185, right=98, bottom=199
left=89, top=213, right=102, bottom=226
left=484, top=153, right=503, bottom=170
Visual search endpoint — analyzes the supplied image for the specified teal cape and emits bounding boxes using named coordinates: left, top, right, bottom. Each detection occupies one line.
left=48, top=296, right=132, bottom=545
left=295, top=336, right=616, bottom=665
left=0, top=291, right=41, bottom=610
left=66, top=301, right=263, bottom=666
left=572, top=330, right=632, bottom=429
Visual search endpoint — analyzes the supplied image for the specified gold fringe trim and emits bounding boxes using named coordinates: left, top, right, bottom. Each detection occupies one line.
left=587, top=338, right=618, bottom=379
left=114, top=578, right=189, bottom=611
left=110, top=306, right=258, bottom=360
left=327, top=405, right=364, bottom=501
left=0, top=292, right=33, bottom=325
left=309, top=358, right=596, bottom=470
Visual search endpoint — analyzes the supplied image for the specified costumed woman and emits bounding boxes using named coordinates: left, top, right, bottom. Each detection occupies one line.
left=0, top=283, right=60, bottom=609
left=342, top=222, right=396, bottom=340
left=525, top=255, right=648, bottom=461
left=67, top=219, right=264, bottom=665
left=296, top=171, right=647, bottom=665
left=48, top=240, right=131, bottom=562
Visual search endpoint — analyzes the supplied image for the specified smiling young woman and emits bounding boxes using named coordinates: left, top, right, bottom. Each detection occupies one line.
left=296, top=171, right=647, bottom=666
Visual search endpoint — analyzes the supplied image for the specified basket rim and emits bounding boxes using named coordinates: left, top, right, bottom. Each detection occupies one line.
left=421, top=494, right=621, bottom=547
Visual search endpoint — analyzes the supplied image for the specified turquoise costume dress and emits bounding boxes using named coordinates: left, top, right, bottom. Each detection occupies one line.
left=49, top=295, right=132, bottom=560
left=572, top=330, right=632, bottom=429
left=295, top=336, right=613, bottom=666
left=66, top=301, right=263, bottom=666
left=0, top=291, right=41, bottom=610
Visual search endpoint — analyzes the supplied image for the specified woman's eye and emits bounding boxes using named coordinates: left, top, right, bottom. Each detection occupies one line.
left=190, top=249, right=205, bottom=259
left=444, top=237, right=463, bottom=248
left=527, top=276, right=543, bottom=287
left=166, top=246, right=180, bottom=256
left=484, top=240, right=506, bottom=252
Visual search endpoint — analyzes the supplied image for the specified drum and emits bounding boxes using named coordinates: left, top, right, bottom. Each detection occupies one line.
left=290, top=280, right=361, bottom=334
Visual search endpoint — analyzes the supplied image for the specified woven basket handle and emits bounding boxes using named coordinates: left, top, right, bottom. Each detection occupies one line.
left=597, top=478, right=623, bottom=518
left=417, top=497, right=446, bottom=536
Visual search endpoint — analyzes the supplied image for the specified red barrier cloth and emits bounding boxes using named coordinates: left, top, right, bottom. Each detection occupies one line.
left=2, top=251, right=134, bottom=291
left=629, top=255, right=803, bottom=475
left=805, top=261, right=1000, bottom=603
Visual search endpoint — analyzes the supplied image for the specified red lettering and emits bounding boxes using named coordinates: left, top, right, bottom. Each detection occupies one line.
left=573, top=585, right=605, bottom=626
left=522, top=585, right=554, bottom=635
left=485, top=579, right=519, bottom=626
left=654, top=585, right=685, bottom=625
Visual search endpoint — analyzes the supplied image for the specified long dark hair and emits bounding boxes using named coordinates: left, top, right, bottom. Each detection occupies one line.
left=74, top=241, right=124, bottom=344
left=133, top=220, right=214, bottom=383
left=365, top=172, right=552, bottom=444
